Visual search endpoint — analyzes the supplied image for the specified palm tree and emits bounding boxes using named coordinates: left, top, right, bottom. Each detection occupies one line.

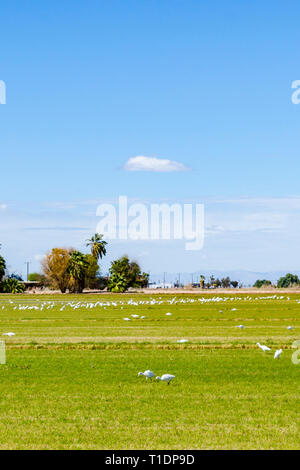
left=86, top=234, right=107, bottom=260
left=67, top=251, right=89, bottom=293
left=2, top=278, right=25, bottom=293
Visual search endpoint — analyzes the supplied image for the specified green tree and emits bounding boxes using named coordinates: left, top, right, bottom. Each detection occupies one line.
left=0, top=255, right=6, bottom=282
left=199, top=275, right=205, bottom=289
left=86, top=233, right=107, bottom=260
left=28, top=273, right=46, bottom=285
left=108, top=256, right=145, bottom=292
left=138, top=272, right=149, bottom=288
left=67, top=250, right=89, bottom=293
left=277, top=273, right=300, bottom=288
left=84, top=254, right=100, bottom=289
left=221, top=276, right=231, bottom=288
left=253, top=279, right=271, bottom=288
left=108, top=273, right=128, bottom=293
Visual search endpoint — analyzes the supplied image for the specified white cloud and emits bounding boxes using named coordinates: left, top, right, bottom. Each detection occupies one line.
left=123, top=155, right=189, bottom=172
left=0, top=204, right=7, bottom=210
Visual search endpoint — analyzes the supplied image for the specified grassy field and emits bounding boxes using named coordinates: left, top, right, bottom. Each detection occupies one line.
left=0, top=293, right=299, bottom=449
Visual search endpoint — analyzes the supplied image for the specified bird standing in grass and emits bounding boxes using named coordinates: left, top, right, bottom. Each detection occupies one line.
left=138, top=370, right=155, bottom=380
left=155, top=374, right=175, bottom=384
left=257, top=342, right=271, bottom=352
left=274, top=349, right=282, bottom=359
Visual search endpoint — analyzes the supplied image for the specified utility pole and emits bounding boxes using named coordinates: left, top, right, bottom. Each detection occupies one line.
left=191, top=273, right=193, bottom=285
left=178, top=273, right=180, bottom=287
left=24, top=262, right=30, bottom=282
left=163, top=272, right=166, bottom=288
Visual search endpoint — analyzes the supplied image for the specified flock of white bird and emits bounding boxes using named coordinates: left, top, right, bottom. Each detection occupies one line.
left=0, top=294, right=296, bottom=379
left=0, top=294, right=293, bottom=313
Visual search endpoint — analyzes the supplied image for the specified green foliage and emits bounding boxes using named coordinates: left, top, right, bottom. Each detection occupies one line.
left=86, top=233, right=107, bottom=260
left=0, top=254, right=6, bottom=282
left=27, top=273, right=46, bottom=284
left=84, top=254, right=100, bottom=289
left=68, top=251, right=89, bottom=293
left=1, top=277, right=25, bottom=293
left=139, top=272, right=149, bottom=288
left=107, top=272, right=128, bottom=292
left=277, top=273, right=300, bottom=288
left=253, top=279, right=272, bottom=288
left=108, top=255, right=146, bottom=292
left=221, top=276, right=231, bottom=288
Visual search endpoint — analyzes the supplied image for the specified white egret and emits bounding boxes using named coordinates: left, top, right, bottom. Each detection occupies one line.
left=257, top=342, right=271, bottom=352
left=177, top=339, right=188, bottom=343
left=236, top=325, right=244, bottom=329
left=274, top=349, right=282, bottom=359
left=3, top=332, right=15, bottom=336
left=138, top=370, right=155, bottom=380
left=165, top=312, right=172, bottom=316
left=287, top=326, right=293, bottom=330
left=155, top=374, right=175, bottom=384
left=123, top=318, right=131, bottom=321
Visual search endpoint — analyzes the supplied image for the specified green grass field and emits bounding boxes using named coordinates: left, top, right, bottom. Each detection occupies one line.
left=0, top=293, right=299, bottom=449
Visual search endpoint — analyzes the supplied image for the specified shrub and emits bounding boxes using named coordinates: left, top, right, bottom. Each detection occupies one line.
left=108, top=273, right=128, bottom=293
left=108, top=256, right=148, bottom=292
left=1, top=278, right=25, bottom=293
left=253, top=279, right=272, bottom=288
left=277, top=273, right=300, bottom=288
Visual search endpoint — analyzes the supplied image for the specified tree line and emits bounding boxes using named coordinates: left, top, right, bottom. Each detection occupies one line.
left=2, top=239, right=300, bottom=293
left=253, top=273, right=300, bottom=288
left=197, top=275, right=240, bottom=289
left=0, top=235, right=149, bottom=293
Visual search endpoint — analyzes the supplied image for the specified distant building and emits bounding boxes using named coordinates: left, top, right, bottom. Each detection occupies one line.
left=148, top=282, right=174, bottom=289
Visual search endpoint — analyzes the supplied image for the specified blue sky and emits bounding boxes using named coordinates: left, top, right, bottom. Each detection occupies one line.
left=1, top=1, right=300, bottom=279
